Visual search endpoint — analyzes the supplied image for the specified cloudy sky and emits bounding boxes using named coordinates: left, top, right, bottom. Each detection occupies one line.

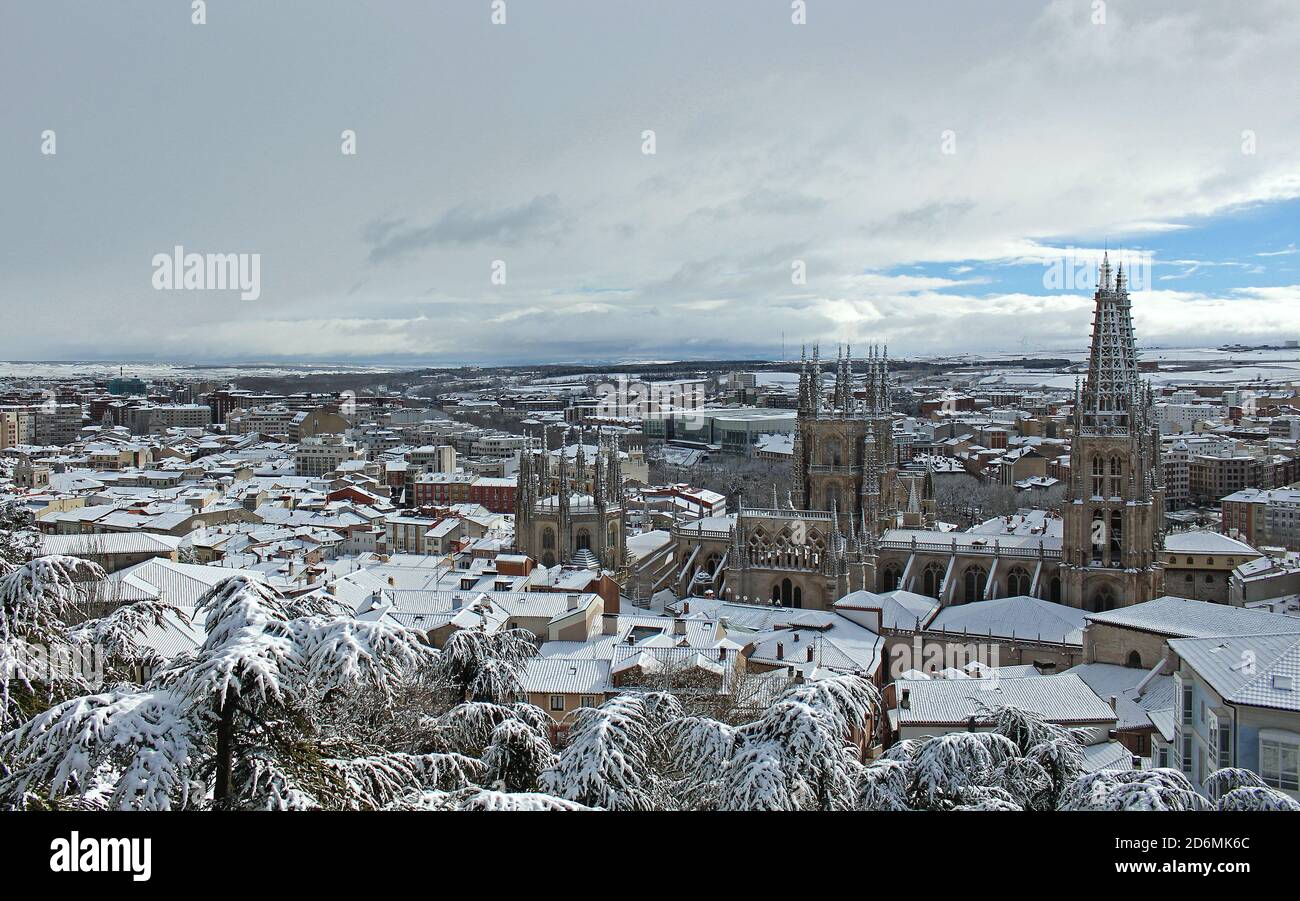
left=2, top=0, right=1298, bottom=365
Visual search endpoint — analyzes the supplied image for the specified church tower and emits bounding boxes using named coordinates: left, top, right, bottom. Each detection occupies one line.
left=792, top=342, right=909, bottom=537
left=1061, top=254, right=1165, bottom=611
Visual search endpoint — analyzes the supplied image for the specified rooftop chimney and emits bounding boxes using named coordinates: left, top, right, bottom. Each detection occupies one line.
left=806, top=645, right=814, bottom=662
left=1108, top=695, right=1118, bottom=711
left=602, top=613, right=618, bottom=635
left=673, top=617, right=687, bottom=637
left=567, top=593, right=579, bottom=611
left=900, top=688, right=910, bottom=709
left=776, top=642, right=784, bottom=660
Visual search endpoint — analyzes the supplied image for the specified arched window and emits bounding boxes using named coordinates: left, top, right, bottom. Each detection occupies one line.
left=793, top=586, right=803, bottom=608
left=1091, top=456, right=1104, bottom=496
left=1205, top=574, right=1214, bottom=584
left=825, top=440, right=843, bottom=467
left=922, top=563, right=944, bottom=599
left=780, top=578, right=794, bottom=605
left=542, top=528, right=555, bottom=550
left=1091, top=510, right=1105, bottom=564
left=1109, top=456, right=1123, bottom=496
left=1007, top=566, right=1030, bottom=597
left=1049, top=577, right=1061, bottom=603
left=1092, top=586, right=1117, bottom=612
left=1126, top=650, right=1143, bottom=668
left=882, top=563, right=902, bottom=592
left=963, top=566, right=987, bottom=604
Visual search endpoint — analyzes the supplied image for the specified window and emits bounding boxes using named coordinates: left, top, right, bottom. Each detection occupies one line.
left=548, top=694, right=565, bottom=712
left=1261, top=735, right=1299, bottom=791
left=1181, top=681, right=1193, bottom=726
left=579, top=695, right=598, bottom=708
left=1126, top=650, right=1143, bottom=669
left=1217, top=718, right=1232, bottom=769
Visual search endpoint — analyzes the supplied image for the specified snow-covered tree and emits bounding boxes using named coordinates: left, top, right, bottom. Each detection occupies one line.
left=1058, top=768, right=1213, bottom=811
left=1203, top=767, right=1300, bottom=810
left=0, top=555, right=108, bottom=727
left=907, top=731, right=1020, bottom=810
left=389, top=787, right=591, bottom=811
left=434, top=627, right=538, bottom=704
left=856, top=758, right=912, bottom=811
left=0, top=503, right=40, bottom=571
left=0, top=575, right=440, bottom=810
left=539, top=691, right=682, bottom=810
left=662, top=715, right=736, bottom=807
left=1216, top=785, right=1300, bottom=811
left=669, top=674, right=881, bottom=811
left=482, top=718, right=556, bottom=792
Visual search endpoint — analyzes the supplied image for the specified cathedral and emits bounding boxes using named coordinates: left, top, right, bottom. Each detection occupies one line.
left=1059, top=254, right=1165, bottom=610
left=514, top=432, right=626, bottom=570
left=672, top=253, right=1164, bottom=614
left=677, top=345, right=936, bottom=610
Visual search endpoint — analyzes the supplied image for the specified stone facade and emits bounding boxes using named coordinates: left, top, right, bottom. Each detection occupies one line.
left=515, top=432, right=626, bottom=570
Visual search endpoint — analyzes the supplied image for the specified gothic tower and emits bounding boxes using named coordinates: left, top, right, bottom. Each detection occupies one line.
left=1061, top=254, right=1165, bottom=611
left=792, top=342, right=907, bottom=537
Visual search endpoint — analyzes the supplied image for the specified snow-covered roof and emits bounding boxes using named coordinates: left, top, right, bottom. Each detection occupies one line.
left=1163, top=530, right=1259, bottom=556
left=1062, top=662, right=1175, bottom=731
left=834, top=589, right=940, bottom=631
left=38, top=532, right=181, bottom=556
left=1169, top=632, right=1300, bottom=713
left=1080, top=740, right=1136, bottom=773
left=108, top=558, right=268, bottom=608
left=928, top=595, right=1089, bottom=645
left=522, top=658, right=611, bottom=695
left=1085, top=595, right=1300, bottom=639
left=894, top=674, right=1118, bottom=727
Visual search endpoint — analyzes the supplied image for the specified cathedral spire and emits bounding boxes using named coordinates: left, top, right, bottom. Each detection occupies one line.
left=797, top=343, right=810, bottom=414
left=1081, top=250, right=1140, bottom=434
left=811, top=342, right=824, bottom=414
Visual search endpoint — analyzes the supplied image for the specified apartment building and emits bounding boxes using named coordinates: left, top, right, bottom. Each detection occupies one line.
left=411, top=472, right=475, bottom=507
left=1222, top=487, right=1300, bottom=551
left=33, top=403, right=83, bottom=446
left=1162, top=440, right=1191, bottom=509
left=1169, top=632, right=1300, bottom=799
left=294, top=435, right=363, bottom=477
left=0, top=409, right=34, bottom=449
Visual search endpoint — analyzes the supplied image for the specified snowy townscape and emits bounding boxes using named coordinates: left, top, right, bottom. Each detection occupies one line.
left=4, top=2, right=1300, bottom=885
left=3, top=260, right=1299, bottom=815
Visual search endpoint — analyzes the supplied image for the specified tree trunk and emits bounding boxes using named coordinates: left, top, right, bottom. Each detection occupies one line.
left=212, top=693, right=238, bottom=809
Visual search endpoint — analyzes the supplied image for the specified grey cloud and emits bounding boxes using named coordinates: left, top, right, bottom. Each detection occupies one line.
left=365, top=194, right=565, bottom=264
